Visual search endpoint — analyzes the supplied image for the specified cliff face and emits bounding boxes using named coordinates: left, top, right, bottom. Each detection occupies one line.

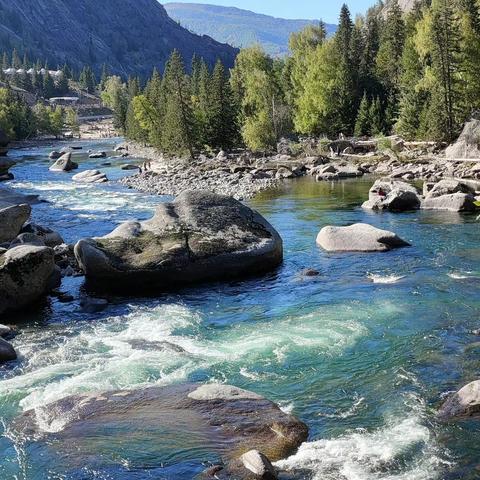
left=165, top=2, right=337, bottom=57
left=0, top=0, right=238, bottom=76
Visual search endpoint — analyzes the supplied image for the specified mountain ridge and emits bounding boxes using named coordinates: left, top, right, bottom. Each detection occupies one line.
left=164, top=2, right=337, bottom=56
left=0, top=0, right=238, bottom=76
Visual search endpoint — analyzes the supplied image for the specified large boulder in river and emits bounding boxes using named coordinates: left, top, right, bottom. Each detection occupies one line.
left=0, top=203, right=31, bottom=243
left=317, top=223, right=410, bottom=252
left=362, top=178, right=421, bottom=212
left=438, top=380, right=480, bottom=420
left=0, top=158, right=15, bottom=181
left=0, top=245, right=60, bottom=314
left=74, top=190, right=283, bottom=292
left=49, top=152, right=78, bottom=172
left=421, top=180, right=477, bottom=212
left=14, top=383, right=308, bottom=478
left=0, top=337, right=16, bottom=363
left=72, top=169, right=108, bottom=183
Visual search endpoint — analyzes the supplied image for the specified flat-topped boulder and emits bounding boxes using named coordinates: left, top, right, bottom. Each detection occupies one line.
left=425, top=179, right=475, bottom=199
left=317, top=223, right=410, bottom=252
left=0, top=245, right=60, bottom=314
left=49, top=152, right=78, bottom=172
left=72, top=169, right=108, bottom=183
left=362, top=179, right=421, bottom=212
left=14, top=383, right=308, bottom=478
left=421, top=179, right=477, bottom=212
left=438, top=380, right=480, bottom=420
left=74, top=190, right=283, bottom=292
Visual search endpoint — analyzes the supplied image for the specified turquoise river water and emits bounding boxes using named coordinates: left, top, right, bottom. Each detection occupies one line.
left=0, top=138, right=479, bottom=479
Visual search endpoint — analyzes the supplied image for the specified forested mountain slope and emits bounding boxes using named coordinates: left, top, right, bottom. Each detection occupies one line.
left=0, top=0, right=238, bottom=76
left=164, top=2, right=336, bottom=56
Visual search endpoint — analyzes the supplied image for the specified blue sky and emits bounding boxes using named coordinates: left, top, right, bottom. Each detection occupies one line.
left=164, top=1, right=375, bottom=23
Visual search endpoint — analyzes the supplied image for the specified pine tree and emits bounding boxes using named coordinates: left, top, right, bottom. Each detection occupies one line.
left=354, top=92, right=371, bottom=137
left=369, top=96, right=384, bottom=136
left=160, top=50, right=195, bottom=157
left=42, top=70, right=56, bottom=98
left=11, top=48, right=21, bottom=69
left=79, top=66, right=97, bottom=94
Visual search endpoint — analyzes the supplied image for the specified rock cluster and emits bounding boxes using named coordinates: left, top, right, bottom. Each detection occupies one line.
left=74, top=190, right=283, bottom=292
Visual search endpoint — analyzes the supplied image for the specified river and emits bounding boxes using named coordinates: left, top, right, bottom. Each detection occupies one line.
left=0, top=138, right=479, bottom=479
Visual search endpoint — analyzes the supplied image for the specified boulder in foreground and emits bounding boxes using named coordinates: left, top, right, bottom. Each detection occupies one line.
left=74, top=190, right=283, bottom=292
left=438, top=380, right=480, bottom=420
left=317, top=223, right=410, bottom=252
left=14, top=383, right=308, bottom=478
left=0, top=245, right=60, bottom=314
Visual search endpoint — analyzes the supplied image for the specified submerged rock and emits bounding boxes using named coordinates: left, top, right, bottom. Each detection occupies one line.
left=74, top=190, right=283, bottom=292
left=316, top=223, right=410, bottom=252
left=0, top=245, right=60, bottom=314
left=362, top=179, right=421, bottom=212
left=49, top=152, right=78, bottom=172
left=14, top=383, right=308, bottom=476
left=438, top=380, right=480, bottom=420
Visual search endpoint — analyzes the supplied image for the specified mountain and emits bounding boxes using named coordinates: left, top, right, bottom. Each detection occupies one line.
left=0, top=0, right=238, bottom=77
left=383, top=0, right=418, bottom=14
left=164, top=3, right=337, bottom=57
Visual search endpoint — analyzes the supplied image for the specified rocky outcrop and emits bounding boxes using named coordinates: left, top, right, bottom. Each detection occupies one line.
left=49, top=153, right=78, bottom=172
left=362, top=179, right=421, bottom=212
left=421, top=180, right=477, bottom=212
left=438, top=380, right=480, bottom=420
left=14, top=383, right=308, bottom=477
left=74, top=191, right=283, bottom=292
left=72, top=169, right=108, bottom=183
left=317, top=223, right=410, bottom=252
left=445, top=116, right=480, bottom=159
left=0, top=245, right=60, bottom=314
left=0, top=337, right=16, bottom=363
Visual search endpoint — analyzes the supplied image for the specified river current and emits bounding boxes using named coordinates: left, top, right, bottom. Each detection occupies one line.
left=0, top=138, right=479, bottom=479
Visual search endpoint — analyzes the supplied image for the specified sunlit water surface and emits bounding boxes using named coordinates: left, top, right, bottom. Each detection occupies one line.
left=0, top=139, right=479, bottom=479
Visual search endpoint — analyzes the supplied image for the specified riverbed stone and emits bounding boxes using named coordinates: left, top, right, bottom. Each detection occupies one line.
left=438, top=380, right=480, bottom=420
left=49, top=152, right=78, bottom=172
left=426, top=179, right=476, bottom=199
left=72, top=169, right=108, bottom=183
left=0, top=203, right=31, bottom=243
left=421, top=193, right=477, bottom=212
left=362, top=179, right=421, bottom=212
left=0, top=245, right=60, bottom=315
left=0, top=158, right=15, bottom=181
left=316, top=223, right=410, bottom=252
left=20, top=223, right=64, bottom=248
left=0, top=337, right=16, bottom=363
left=14, top=383, right=308, bottom=476
left=74, top=190, right=283, bottom=292
left=239, top=450, right=277, bottom=479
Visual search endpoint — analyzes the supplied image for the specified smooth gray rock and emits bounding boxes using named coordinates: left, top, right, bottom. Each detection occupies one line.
left=72, top=169, right=108, bottom=183
left=188, top=384, right=264, bottom=401
left=88, top=151, right=107, bottom=159
left=49, top=152, right=78, bottom=172
left=421, top=193, right=477, bottom=212
left=0, top=203, right=31, bottom=243
left=0, top=245, right=59, bottom=314
left=317, top=223, right=410, bottom=252
left=240, top=450, right=277, bottom=479
left=74, top=190, right=283, bottom=292
left=0, top=338, right=16, bottom=363
left=438, top=380, right=480, bottom=420
left=10, top=233, right=45, bottom=248
left=20, top=223, right=64, bottom=248
left=362, top=179, right=421, bottom=212
left=426, top=180, right=475, bottom=199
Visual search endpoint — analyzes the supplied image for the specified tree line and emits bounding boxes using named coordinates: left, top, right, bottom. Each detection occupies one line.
left=103, top=0, right=480, bottom=156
